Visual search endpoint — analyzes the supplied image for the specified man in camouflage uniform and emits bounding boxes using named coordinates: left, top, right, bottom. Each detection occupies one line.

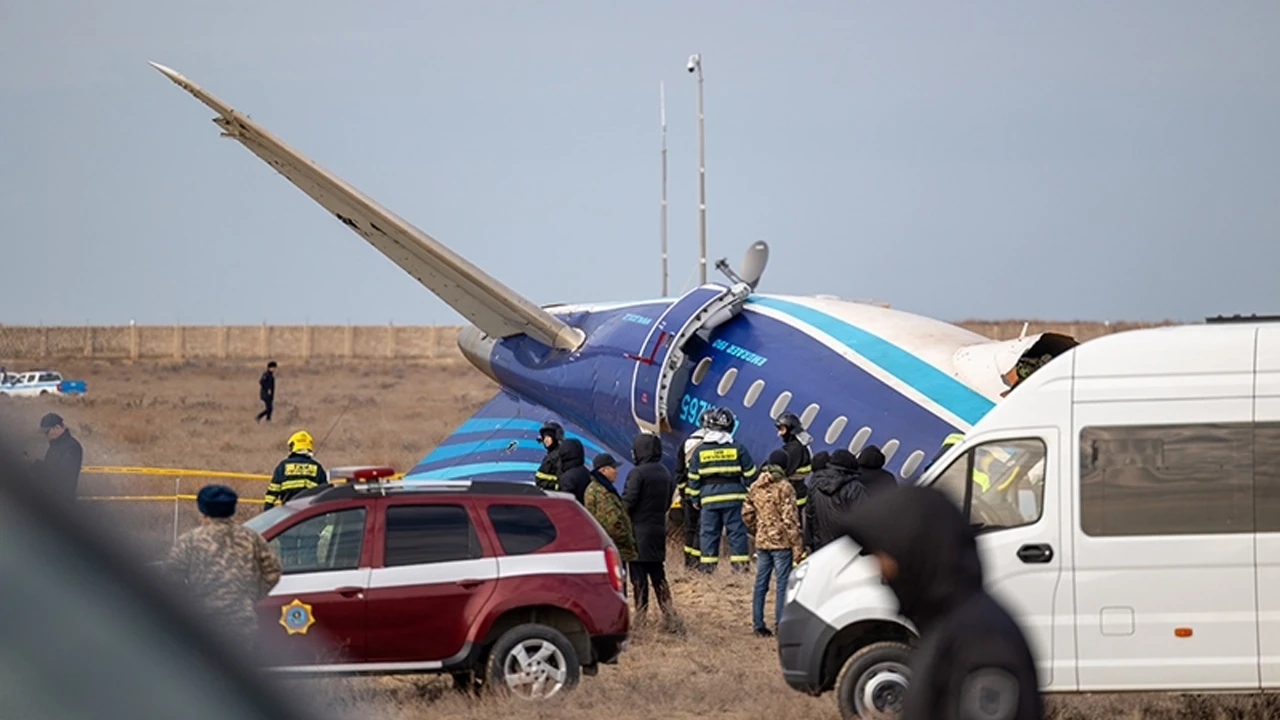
left=163, top=484, right=282, bottom=653
left=742, top=450, right=803, bottom=637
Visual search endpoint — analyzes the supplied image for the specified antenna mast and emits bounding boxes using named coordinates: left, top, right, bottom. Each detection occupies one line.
left=689, top=53, right=707, bottom=285
left=660, top=81, right=669, bottom=296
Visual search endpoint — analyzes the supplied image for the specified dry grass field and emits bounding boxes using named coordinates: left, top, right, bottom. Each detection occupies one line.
left=1, top=358, right=1276, bottom=719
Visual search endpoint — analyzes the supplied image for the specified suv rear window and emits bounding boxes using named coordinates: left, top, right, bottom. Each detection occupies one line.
left=487, top=504, right=557, bottom=555
left=384, top=504, right=482, bottom=566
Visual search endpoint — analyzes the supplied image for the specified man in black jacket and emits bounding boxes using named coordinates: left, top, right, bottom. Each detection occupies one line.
left=33, top=413, right=83, bottom=503
left=838, top=485, right=1042, bottom=720
left=255, top=361, right=276, bottom=423
left=533, top=421, right=565, bottom=490
left=555, top=438, right=591, bottom=505
left=856, top=445, right=900, bottom=497
left=622, top=432, right=682, bottom=632
left=803, top=449, right=867, bottom=552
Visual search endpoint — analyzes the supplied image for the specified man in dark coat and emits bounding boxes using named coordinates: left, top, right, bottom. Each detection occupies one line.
left=255, top=361, right=276, bottom=423
left=32, top=413, right=83, bottom=503
left=803, top=449, right=867, bottom=552
left=856, top=445, right=900, bottom=497
left=554, top=438, right=591, bottom=505
left=622, top=432, right=682, bottom=632
left=837, top=485, right=1042, bottom=720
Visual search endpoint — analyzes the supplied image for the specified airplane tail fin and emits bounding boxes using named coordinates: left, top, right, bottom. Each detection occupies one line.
left=148, top=62, right=584, bottom=352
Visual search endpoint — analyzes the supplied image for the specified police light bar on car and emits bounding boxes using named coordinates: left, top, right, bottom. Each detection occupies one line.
left=327, top=466, right=397, bottom=483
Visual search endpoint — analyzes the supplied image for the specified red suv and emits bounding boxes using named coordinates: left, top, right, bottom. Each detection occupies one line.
left=243, top=478, right=629, bottom=699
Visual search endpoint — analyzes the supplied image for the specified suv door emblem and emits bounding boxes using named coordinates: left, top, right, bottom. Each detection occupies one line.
left=279, top=598, right=316, bottom=635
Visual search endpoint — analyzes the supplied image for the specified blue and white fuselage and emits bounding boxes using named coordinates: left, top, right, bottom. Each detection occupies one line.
left=150, top=62, right=1075, bottom=485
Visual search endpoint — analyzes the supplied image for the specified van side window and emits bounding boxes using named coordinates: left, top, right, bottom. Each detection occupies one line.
left=1080, top=423, right=1255, bottom=537
left=931, top=438, right=1047, bottom=532
left=1256, top=424, right=1280, bottom=533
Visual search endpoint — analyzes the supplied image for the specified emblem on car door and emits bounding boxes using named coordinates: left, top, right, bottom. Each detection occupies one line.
left=279, top=598, right=315, bottom=635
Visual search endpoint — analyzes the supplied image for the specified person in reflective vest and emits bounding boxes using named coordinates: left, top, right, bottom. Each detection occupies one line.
left=674, top=424, right=711, bottom=570
left=686, top=407, right=757, bottom=574
left=773, top=411, right=813, bottom=510
left=263, top=430, right=328, bottom=510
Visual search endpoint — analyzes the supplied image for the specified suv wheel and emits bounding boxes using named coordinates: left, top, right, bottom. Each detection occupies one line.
left=836, top=641, right=911, bottom=719
left=486, top=624, right=580, bottom=700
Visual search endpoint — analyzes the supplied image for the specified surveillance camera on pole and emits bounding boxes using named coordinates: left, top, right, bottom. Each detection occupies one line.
left=687, top=53, right=706, bottom=285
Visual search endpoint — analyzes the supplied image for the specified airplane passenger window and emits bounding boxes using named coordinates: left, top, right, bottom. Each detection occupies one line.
left=849, top=426, right=872, bottom=454
left=882, top=439, right=900, bottom=463
left=825, top=416, right=848, bottom=445
left=717, top=368, right=739, bottom=397
left=800, top=403, right=820, bottom=429
left=743, top=379, right=766, bottom=408
left=770, top=391, right=793, bottom=419
left=899, top=450, right=926, bottom=480
left=691, top=358, right=712, bottom=385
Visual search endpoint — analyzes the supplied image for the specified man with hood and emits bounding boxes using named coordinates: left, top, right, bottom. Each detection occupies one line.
left=583, top=453, right=638, bottom=577
left=856, top=445, right=900, bottom=497
left=742, top=450, right=802, bottom=637
left=803, top=449, right=867, bottom=552
left=836, top=486, right=1042, bottom=720
left=555, top=438, right=591, bottom=505
left=622, top=433, right=681, bottom=629
left=533, top=421, right=565, bottom=490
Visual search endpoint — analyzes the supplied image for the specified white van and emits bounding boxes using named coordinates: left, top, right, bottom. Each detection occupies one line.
left=777, top=318, right=1280, bottom=719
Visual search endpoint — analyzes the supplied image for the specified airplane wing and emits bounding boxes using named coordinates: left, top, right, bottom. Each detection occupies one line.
left=148, top=62, right=584, bottom=352
left=403, top=388, right=622, bottom=482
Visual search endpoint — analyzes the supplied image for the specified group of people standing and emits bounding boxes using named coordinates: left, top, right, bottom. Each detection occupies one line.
left=533, top=406, right=902, bottom=638
left=534, top=421, right=684, bottom=633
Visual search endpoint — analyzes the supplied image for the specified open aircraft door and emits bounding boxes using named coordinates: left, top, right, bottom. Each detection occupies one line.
left=630, top=282, right=752, bottom=434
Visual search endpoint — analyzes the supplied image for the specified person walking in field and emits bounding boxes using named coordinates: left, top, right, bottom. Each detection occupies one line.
left=742, top=450, right=803, bottom=638
left=162, top=484, right=282, bottom=653
left=255, top=361, right=276, bottom=423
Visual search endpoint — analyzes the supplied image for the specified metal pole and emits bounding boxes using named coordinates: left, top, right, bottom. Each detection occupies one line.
left=660, top=81, right=669, bottom=297
left=691, top=54, right=707, bottom=285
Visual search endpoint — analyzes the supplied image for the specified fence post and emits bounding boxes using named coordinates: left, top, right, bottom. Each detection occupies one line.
left=85, top=326, right=93, bottom=358
left=130, top=323, right=139, bottom=361
left=303, top=323, right=312, bottom=362
left=173, top=476, right=181, bottom=543
left=387, top=323, right=395, bottom=358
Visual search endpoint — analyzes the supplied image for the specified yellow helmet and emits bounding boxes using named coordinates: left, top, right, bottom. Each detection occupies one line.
left=288, top=430, right=314, bottom=454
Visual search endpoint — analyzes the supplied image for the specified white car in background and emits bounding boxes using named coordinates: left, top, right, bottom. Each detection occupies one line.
left=0, top=370, right=87, bottom=397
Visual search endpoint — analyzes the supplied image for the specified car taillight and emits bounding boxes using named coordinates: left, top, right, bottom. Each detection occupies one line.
left=604, top=545, right=624, bottom=593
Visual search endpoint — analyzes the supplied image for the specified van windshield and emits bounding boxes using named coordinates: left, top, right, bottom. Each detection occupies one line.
left=928, top=438, right=1048, bottom=532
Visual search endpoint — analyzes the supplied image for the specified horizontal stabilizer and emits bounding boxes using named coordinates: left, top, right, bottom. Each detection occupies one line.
left=404, top=389, right=619, bottom=481
left=149, top=62, right=584, bottom=351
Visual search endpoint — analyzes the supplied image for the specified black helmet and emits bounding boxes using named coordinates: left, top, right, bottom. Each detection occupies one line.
left=774, top=411, right=803, bottom=434
left=700, top=406, right=736, bottom=431
left=538, top=421, right=564, bottom=442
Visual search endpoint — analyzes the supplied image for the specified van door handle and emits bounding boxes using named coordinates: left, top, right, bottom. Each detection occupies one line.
left=1016, top=544, right=1053, bottom=564
left=456, top=578, right=483, bottom=589
left=335, top=586, right=363, bottom=598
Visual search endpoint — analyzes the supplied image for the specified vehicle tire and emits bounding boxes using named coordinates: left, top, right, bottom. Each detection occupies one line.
left=836, top=640, right=912, bottom=720
left=485, top=623, right=580, bottom=701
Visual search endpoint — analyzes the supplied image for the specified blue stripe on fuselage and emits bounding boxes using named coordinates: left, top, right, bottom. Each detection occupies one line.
left=746, top=296, right=994, bottom=426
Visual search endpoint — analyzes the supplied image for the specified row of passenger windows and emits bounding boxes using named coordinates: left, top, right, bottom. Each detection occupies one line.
left=690, top=356, right=929, bottom=478
left=931, top=421, right=1280, bottom=538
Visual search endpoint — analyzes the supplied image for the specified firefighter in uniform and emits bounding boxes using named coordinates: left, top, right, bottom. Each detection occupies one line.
left=674, top=420, right=711, bottom=570
left=534, top=421, right=565, bottom=490
left=773, top=411, right=813, bottom=511
left=686, top=407, right=757, bottom=574
left=263, top=430, right=328, bottom=510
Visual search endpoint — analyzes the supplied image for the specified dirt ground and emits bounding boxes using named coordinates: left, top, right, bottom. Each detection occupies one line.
left=1, top=358, right=1275, bottom=720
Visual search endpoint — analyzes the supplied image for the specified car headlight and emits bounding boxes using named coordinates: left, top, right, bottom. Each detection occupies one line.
left=785, top=558, right=809, bottom=604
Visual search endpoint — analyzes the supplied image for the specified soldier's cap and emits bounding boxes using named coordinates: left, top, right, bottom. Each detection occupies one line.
left=39, top=413, right=64, bottom=430
left=592, top=453, right=618, bottom=471
left=196, top=484, right=238, bottom=518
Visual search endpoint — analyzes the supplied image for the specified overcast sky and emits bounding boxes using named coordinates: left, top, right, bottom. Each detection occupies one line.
left=2, top=1, right=1277, bottom=326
